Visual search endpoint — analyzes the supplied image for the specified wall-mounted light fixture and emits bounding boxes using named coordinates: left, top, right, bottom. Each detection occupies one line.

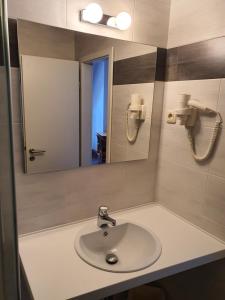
left=80, top=2, right=132, bottom=31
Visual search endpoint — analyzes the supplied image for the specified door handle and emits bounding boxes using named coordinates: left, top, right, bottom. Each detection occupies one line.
left=29, top=148, right=46, bottom=156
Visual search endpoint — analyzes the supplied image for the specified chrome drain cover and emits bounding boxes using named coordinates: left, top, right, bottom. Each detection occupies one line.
left=105, top=253, right=118, bottom=265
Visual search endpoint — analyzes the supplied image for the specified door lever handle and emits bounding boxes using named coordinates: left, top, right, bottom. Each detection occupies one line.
left=29, top=148, right=46, bottom=156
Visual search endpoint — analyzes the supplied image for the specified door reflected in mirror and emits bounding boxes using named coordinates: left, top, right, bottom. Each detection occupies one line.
left=81, top=54, right=111, bottom=167
left=17, top=20, right=157, bottom=174
left=91, top=58, right=108, bottom=165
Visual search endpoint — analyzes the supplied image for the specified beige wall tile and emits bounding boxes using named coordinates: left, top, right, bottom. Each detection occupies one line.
left=110, top=143, right=127, bottom=163
left=168, top=0, right=225, bottom=48
left=203, top=174, right=225, bottom=229
left=194, top=215, right=225, bottom=242
left=207, top=81, right=225, bottom=178
left=8, top=0, right=67, bottom=28
left=133, top=0, right=170, bottom=48
left=208, top=129, right=225, bottom=178
left=15, top=159, right=154, bottom=233
left=123, top=160, right=155, bottom=203
left=159, top=123, right=213, bottom=172
left=156, top=159, right=206, bottom=224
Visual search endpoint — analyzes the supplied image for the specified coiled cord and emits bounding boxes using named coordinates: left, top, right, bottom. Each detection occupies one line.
left=186, top=112, right=223, bottom=162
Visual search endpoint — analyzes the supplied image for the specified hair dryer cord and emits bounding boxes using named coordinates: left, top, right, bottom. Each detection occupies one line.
left=186, top=113, right=223, bottom=162
left=126, top=109, right=141, bottom=144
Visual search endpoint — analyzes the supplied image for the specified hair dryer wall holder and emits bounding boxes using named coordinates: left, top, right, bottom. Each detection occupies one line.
left=167, top=107, right=198, bottom=127
left=166, top=94, right=223, bottom=162
left=128, top=104, right=146, bottom=120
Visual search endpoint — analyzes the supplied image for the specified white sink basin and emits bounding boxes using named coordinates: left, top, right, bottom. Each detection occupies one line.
left=75, top=221, right=162, bottom=273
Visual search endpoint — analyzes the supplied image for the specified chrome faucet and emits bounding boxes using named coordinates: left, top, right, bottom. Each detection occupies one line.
left=97, top=206, right=116, bottom=228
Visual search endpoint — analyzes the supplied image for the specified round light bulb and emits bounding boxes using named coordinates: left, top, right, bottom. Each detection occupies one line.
left=82, top=3, right=103, bottom=24
left=116, top=12, right=132, bottom=30
left=107, top=17, right=117, bottom=28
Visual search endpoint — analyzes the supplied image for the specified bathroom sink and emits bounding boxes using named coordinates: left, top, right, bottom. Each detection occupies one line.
left=75, top=221, right=162, bottom=273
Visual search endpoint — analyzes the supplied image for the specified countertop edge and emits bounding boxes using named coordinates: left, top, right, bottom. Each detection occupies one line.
left=19, top=205, right=225, bottom=300
left=69, top=250, right=225, bottom=300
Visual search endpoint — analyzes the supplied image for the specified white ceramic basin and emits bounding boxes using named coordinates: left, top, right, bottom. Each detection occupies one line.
left=75, top=221, right=162, bottom=273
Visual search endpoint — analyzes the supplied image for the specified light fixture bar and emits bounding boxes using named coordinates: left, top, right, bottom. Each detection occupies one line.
left=80, top=10, right=113, bottom=26
left=80, top=3, right=132, bottom=31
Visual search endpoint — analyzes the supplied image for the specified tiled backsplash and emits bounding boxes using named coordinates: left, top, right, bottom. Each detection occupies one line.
left=153, top=0, right=225, bottom=242
left=156, top=78, right=225, bottom=240
left=156, top=9, right=225, bottom=241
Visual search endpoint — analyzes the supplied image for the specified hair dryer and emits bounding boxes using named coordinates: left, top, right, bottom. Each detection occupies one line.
left=167, top=94, right=222, bottom=162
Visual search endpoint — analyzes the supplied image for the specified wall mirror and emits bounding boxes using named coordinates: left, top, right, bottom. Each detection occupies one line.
left=17, top=20, right=157, bottom=174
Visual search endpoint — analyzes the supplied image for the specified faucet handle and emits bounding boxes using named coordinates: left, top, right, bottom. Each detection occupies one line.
left=98, top=206, right=108, bottom=217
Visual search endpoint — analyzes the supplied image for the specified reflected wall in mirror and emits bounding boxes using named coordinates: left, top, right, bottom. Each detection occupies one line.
left=17, top=20, right=157, bottom=174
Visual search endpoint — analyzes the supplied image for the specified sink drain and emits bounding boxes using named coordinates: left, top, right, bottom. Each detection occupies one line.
left=105, top=253, right=118, bottom=265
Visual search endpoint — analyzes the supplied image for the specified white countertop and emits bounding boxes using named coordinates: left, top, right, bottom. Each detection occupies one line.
left=19, top=204, right=225, bottom=300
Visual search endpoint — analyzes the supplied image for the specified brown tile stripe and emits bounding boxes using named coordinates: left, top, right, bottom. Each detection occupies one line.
left=166, top=36, right=225, bottom=81
left=4, top=19, right=225, bottom=82
left=9, top=19, right=19, bottom=67
left=0, top=17, right=2, bottom=66
left=113, top=52, right=157, bottom=85
left=155, top=48, right=167, bottom=82
left=0, top=19, right=19, bottom=67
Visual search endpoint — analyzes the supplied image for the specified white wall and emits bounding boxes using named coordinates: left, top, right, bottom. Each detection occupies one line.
left=7, top=0, right=170, bottom=47
left=168, top=0, right=225, bottom=48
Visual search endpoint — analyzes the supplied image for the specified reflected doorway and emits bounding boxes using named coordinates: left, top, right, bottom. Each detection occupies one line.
left=80, top=48, right=113, bottom=167
left=91, top=57, right=109, bottom=165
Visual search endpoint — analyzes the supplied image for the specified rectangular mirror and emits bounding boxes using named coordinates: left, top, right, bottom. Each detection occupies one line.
left=17, top=20, right=157, bottom=174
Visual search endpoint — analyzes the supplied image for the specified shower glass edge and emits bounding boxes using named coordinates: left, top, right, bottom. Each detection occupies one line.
left=0, top=0, right=20, bottom=299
